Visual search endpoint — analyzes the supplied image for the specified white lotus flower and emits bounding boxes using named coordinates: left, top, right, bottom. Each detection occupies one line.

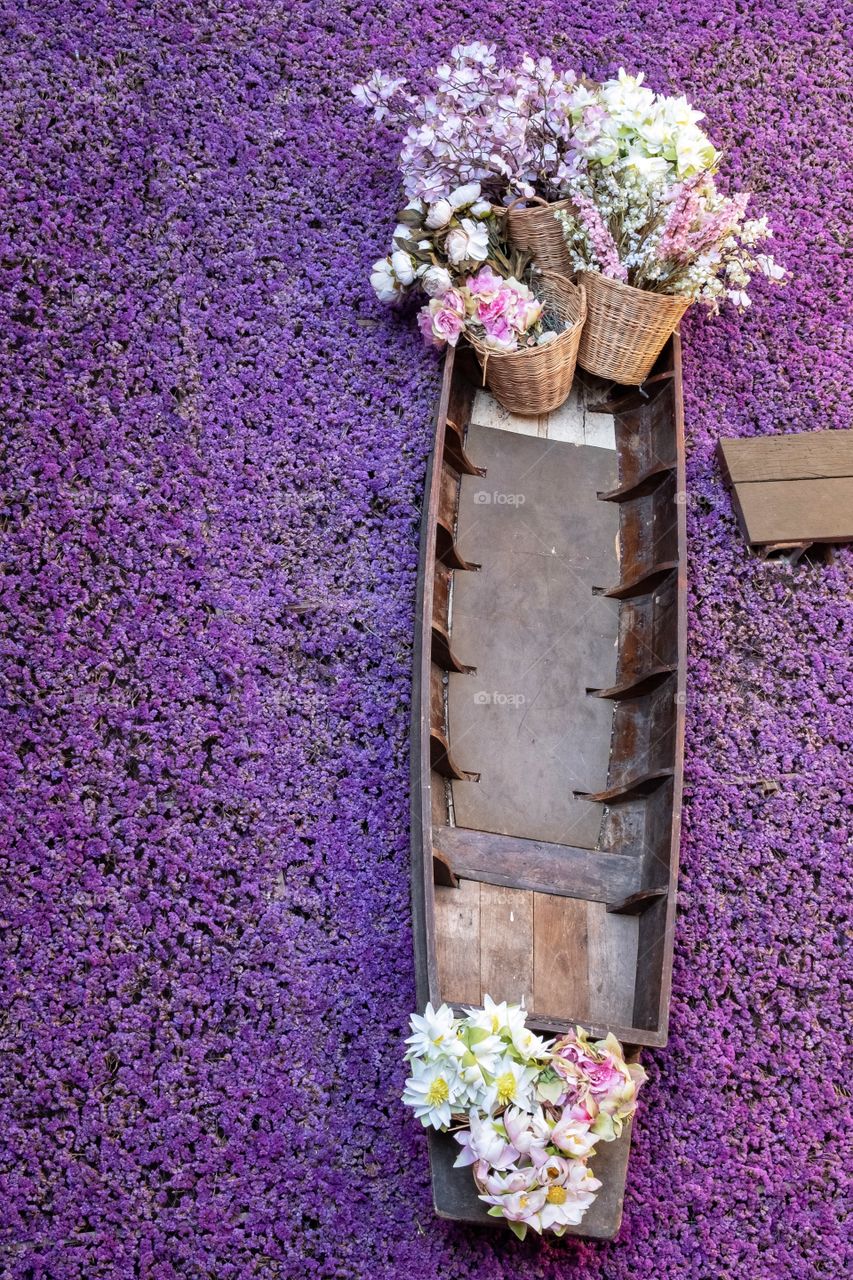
left=402, top=1056, right=465, bottom=1129
left=425, top=198, right=453, bottom=229
left=481, top=1053, right=539, bottom=1113
left=674, top=123, right=718, bottom=177
left=550, top=1112, right=598, bottom=1158
left=370, top=257, right=398, bottom=303
left=448, top=181, right=482, bottom=210
left=405, top=1001, right=459, bottom=1059
left=659, top=93, right=706, bottom=130
left=509, top=1022, right=552, bottom=1062
left=539, top=1162, right=602, bottom=1231
left=624, top=150, right=670, bottom=181
left=453, top=1110, right=519, bottom=1170
left=601, top=69, right=656, bottom=120
left=390, top=249, right=417, bottom=286
left=445, top=217, right=490, bottom=264
left=463, top=995, right=523, bottom=1038
left=421, top=265, right=453, bottom=298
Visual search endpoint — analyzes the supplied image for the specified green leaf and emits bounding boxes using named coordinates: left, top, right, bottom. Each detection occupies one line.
left=536, top=1078, right=564, bottom=1105
left=396, top=209, right=423, bottom=227
left=507, top=1220, right=528, bottom=1242
left=466, top=1026, right=492, bottom=1046
left=486, top=1205, right=504, bottom=1218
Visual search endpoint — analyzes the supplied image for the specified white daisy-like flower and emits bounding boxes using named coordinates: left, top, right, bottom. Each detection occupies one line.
left=481, top=1053, right=539, bottom=1114
left=401, top=1056, right=465, bottom=1130
left=404, top=1001, right=460, bottom=1059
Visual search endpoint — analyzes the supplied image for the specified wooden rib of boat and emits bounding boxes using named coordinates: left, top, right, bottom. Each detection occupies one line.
left=409, top=335, right=687, bottom=1240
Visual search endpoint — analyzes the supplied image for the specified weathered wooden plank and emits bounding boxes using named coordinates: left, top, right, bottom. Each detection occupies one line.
left=586, top=904, right=638, bottom=1027
left=432, top=826, right=641, bottom=904
left=718, top=430, right=853, bottom=484
left=479, top=885, right=534, bottom=1008
left=532, top=893, right=589, bottom=1020
left=731, top=476, right=853, bottom=545
left=448, top=423, right=618, bottom=850
left=434, top=879, right=481, bottom=1006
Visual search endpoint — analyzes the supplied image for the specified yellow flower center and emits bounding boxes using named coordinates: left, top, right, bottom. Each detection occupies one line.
left=426, top=1077, right=449, bottom=1107
left=496, top=1071, right=516, bottom=1106
left=547, top=1185, right=568, bottom=1205
left=491, top=1015, right=500, bottom=1032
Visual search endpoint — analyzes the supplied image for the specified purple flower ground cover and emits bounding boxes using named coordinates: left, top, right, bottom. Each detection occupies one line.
left=1, top=2, right=851, bottom=1276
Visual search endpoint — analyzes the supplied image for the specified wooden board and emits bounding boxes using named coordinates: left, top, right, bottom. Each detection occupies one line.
left=432, top=825, right=641, bottom=904
left=435, top=879, right=638, bottom=1028
left=729, top=477, right=853, bottom=544
left=479, top=884, right=534, bottom=1008
left=718, top=430, right=853, bottom=547
left=434, top=879, right=481, bottom=1005
left=718, top=430, right=853, bottom=483
left=533, top=893, right=590, bottom=1019
left=448, top=424, right=619, bottom=848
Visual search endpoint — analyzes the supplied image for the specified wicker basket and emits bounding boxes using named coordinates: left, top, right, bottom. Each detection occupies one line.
left=497, top=196, right=574, bottom=274
left=467, top=274, right=586, bottom=416
left=577, top=272, right=691, bottom=385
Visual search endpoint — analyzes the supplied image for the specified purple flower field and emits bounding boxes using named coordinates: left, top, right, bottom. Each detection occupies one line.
left=1, top=1, right=851, bottom=1276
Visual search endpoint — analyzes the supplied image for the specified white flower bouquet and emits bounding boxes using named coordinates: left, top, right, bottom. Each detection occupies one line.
left=553, top=70, right=787, bottom=312
left=402, top=998, right=646, bottom=1240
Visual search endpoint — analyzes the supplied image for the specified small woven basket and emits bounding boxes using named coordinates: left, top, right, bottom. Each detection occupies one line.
left=467, top=274, right=586, bottom=417
left=577, top=272, right=691, bottom=385
left=497, top=196, right=574, bottom=274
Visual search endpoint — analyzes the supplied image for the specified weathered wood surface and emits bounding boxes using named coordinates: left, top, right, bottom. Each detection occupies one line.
left=718, top=430, right=853, bottom=547
left=432, top=826, right=641, bottom=904
left=730, top=477, right=853, bottom=544
left=434, top=877, right=481, bottom=1005
left=433, top=881, right=639, bottom=1032
left=479, top=883, right=535, bottom=1010
left=447, top=422, right=619, bottom=850
left=718, top=429, right=853, bottom=483
left=533, top=893, right=590, bottom=1019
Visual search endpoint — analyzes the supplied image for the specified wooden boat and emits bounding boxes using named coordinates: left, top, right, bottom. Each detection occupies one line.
left=409, top=335, right=687, bottom=1239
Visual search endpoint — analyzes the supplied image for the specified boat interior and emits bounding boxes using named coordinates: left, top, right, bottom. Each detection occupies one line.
left=416, top=340, right=686, bottom=1051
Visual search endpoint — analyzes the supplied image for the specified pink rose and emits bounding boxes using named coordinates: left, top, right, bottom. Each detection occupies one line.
left=480, top=313, right=516, bottom=350
left=475, top=289, right=513, bottom=329
left=467, top=265, right=504, bottom=302
left=418, top=289, right=466, bottom=348
left=550, top=1030, right=643, bottom=1128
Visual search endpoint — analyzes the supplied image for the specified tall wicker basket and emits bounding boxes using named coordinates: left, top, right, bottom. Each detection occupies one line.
left=467, top=274, right=586, bottom=416
left=498, top=196, right=574, bottom=274
left=578, top=272, right=691, bottom=385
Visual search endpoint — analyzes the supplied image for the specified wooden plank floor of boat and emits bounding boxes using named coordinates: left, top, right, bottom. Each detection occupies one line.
left=434, top=400, right=644, bottom=1030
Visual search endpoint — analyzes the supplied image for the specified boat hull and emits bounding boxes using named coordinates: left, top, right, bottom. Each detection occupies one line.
left=409, top=339, right=687, bottom=1238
